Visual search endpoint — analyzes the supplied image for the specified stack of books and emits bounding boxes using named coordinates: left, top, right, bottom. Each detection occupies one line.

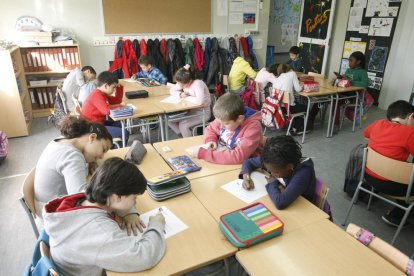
left=110, top=106, right=133, bottom=118
left=147, top=171, right=191, bottom=201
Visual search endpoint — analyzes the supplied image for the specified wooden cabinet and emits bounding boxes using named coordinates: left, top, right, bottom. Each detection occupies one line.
left=20, top=44, right=82, bottom=118
left=0, top=47, right=32, bottom=138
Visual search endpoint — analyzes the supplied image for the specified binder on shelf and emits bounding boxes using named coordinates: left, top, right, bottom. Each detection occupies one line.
left=29, top=89, right=39, bottom=109
left=61, top=48, right=67, bottom=70
left=70, top=48, right=75, bottom=69
left=66, top=48, right=72, bottom=69
left=74, top=50, right=79, bottom=67
left=45, top=49, right=51, bottom=71
left=42, top=88, right=50, bottom=107
left=40, top=49, right=46, bottom=71
left=36, top=89, right=44, bottom=108
left=47, top=87, right=55, bottom=106
left=21, top=49, right=28, bottom=71
left=26, top=50, right=33, bottom=72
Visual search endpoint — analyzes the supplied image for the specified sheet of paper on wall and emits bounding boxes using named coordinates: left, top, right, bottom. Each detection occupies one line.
left=243, top=0, right=257, bottom=13
left=229, top=13, right=243, bottom=24
left=353, top=0, right=367, bottom=8
left=221, top=171, right=268, bottom=204
left=229, top=1, right=243, bottom=12
left=343, top=41, right=367, bottom=58
left=367, top=72, right=383, bottom=90
left=366, top=0, right=389, bottom=17
left=368, top=18, right=394, bottom=37
left=386, top=7, right=399, bottom=17
left=368, top=46, right=389, bottom=72
left=340, top=58, right=350, bottom=76
left=217, top=0, right=228, bottom=16
left=359, top=25, right=369, bottom=34
left=253, top=39, right=263, bottom=50
left=350, top=37, right=362, bottom=42
left=139, top=206, right=188, bottom=239
left=347, top=7, right=364, bottom=32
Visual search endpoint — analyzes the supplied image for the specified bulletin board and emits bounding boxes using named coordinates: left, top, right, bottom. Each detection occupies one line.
left=340, top=0, right=403, bottom=103
left=268, top=0, right=302, bottom=53
left=102, top=0, right=211, bottom=34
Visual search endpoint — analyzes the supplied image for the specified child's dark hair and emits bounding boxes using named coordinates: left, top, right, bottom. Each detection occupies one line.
left=174, top=66, right=194, bottom=84
left=262, top=136, right=302, bottom=168
left=138, top=55, right=153, bottom=66
left=386, top=100, right=414, bottom=120
left=289, top=46, right=301, bottom=55
left=58, top=116, right=113, bottom=143
left=213, top=93, right=244, bottom=121
left=276, top=64, right=293, bottom=76
left=81, top=66, right=96, bottom=75
left=97, top=71, right=118, bottom=87
left=267, top=63, right=280, bottom=75
left=349, top=51, right=366, bottom=69
left=86, top=157, right=147, bottom=204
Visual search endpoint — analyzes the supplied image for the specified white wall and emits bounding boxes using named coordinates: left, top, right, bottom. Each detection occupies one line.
left=0, top=0, right=270, bottom=74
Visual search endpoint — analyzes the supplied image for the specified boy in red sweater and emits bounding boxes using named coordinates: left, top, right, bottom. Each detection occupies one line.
left=187, top=93, right=263, bottom=164
left=82, top=71, right=128, bottom=145
left=364, top=100, right=414, bottom=226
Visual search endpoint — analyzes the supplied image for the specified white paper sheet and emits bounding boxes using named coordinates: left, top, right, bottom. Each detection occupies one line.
left=161, top=95, right=181, bottom=104
left=124, top=78, right=138, bottom=83
left=229, top=13, right=243, bottom=24
left=366, top=0, right=388, bottom=17
left=229, top=1, right=243, bottom=12
left=368, top=18, right=394, bottom=37
left=353, top=0, right=367, bottom=8
left=221, top=171, right=268, bottom=203
left=243, top=0, right=257, bottom=13
left=347, top=7, right=364, bottom=32
left=139, top=206, right=188, bottom=239
left=217, top=0, right=228, bottom=16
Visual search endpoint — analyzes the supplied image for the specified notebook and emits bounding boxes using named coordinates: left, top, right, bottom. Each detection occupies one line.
left=166, top=155, right=201, bottom=173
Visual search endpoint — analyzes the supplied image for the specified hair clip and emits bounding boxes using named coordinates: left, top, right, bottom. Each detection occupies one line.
left=183, top=64, right=190, bottom=70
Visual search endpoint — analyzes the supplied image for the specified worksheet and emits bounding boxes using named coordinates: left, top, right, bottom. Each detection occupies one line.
left=160, top=95, right=181, bottom=104
left=221, top=171, right=268, bottom=203
left=139, top=206, right=188, bottom=239
left=123, top=78, right=138, bottom=83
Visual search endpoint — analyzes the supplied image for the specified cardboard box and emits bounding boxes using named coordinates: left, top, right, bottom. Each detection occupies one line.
left=19, top=31, right=53, bottom=43
left=29, top=80, right=48, bottom=86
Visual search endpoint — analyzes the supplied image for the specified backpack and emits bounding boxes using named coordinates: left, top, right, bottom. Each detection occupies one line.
left=48, top=87, right=69, bottom=127
left=261, top=89, right=287, bottom=130
left=344, top=143, right=367, bottom=197
left=0, top=131, right=9, bottom=164
left=241, top=79, right=258, bottom=110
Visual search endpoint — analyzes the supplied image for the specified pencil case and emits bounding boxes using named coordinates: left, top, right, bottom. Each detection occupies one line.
left=126, top=90, right=149, bottom=99
left=125, top=140, right=147, bottom=164
left=219, top=202, right=284, bottom=248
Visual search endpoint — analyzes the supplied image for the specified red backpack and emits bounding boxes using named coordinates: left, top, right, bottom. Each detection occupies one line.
left=241, top=79, right=258, bottom=110
left=261, top=89, right=287, bottom=130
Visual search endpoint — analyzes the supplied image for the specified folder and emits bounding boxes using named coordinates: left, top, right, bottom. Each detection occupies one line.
left=70, top=48, right=75, bottom=69
left=36, top=89, right=44, bottom=108
left=29, top=89, right=39, bottom=109
left=40, top=49, right=46, bottom=71
left=48, top=87, right=55, bottom=106
left=42, top=88, right=49, bottom=107
left=21, top=49, right=28, bottom=71
left=26, top=50, right=34, bottom=72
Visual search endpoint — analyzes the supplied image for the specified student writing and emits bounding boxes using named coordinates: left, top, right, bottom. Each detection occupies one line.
left=132, top=55, right=168, bottom=84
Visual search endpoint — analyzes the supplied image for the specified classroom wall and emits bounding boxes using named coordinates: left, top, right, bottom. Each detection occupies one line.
left=0, top=0, right=270, bottom=75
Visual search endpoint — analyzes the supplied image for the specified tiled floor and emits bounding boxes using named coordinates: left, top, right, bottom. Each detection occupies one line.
left=0, top=106, right=412, bottom=275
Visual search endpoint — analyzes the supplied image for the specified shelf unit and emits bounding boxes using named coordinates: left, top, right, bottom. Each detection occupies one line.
left=0, top=47, right=32, bottom=137
left=20, top=44, right=82, bottom=118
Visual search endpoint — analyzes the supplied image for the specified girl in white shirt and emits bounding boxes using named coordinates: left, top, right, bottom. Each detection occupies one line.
left=254, top=63, right=279, bottom=105
left=168, top=65, right=211, bottom=137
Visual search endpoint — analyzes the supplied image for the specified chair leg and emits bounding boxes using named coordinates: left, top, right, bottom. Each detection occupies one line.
left=390, top=204, right=414, bottom=245
left=339, top=106, right=345, bottom=130
left=366, top=187, right=374, bottom=210
left=359, top=104, right=363, bottom=129
left=286, top=119, right=293, bottom=136
left=342, top=183, right=363, bottom=226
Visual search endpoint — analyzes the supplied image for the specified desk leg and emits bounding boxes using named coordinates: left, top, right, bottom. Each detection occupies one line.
left=330, top=94, right=339, bottom=137
left=158, top=115, right=165, bottom=142
left=121, top=120, right=126, bottom=148
left=352, top=91, right=359, bottom=132
left=302, top=97, right=311, bottom=144
left=326, top=95, right=333, bottom=138
left=164, top=114, right=169, bottom=141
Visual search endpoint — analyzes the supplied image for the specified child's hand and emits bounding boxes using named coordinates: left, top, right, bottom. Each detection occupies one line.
left=150, top=213, right=166, bottom=225
left=265, top=175, right=276, bottom=184
left=180, top=92, right=189, bottom=98
left=121, top=214, right=146, bottom=236
left=242, top=173, right=255, bottom=190
left=185, top=146, right=201, bottom=157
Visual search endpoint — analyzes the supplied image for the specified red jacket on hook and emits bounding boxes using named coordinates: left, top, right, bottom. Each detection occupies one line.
left=109, top=39, right=138, bottom=79
left=193, top=38, right=205, bottom=72
left=159, top=39, right=169, bottom=64
left=140, top=39, right=148, bottom=56
left=239, top=37, right=249, bottom=58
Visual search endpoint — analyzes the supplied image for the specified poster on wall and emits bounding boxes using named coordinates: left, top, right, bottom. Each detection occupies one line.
left=368, top=18, right=394, bottom=37
left=343, top=41, right=367, bottom=58
left=299, top=42, right=325, bottom=73
left=300, top=0, right=333, bottom=39
left=368, top=46, right=389, bottom=72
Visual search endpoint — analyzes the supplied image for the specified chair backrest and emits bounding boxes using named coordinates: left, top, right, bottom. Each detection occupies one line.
left=346, top=223, right=411, bottom=274
left=365, top=147, right=414, bottom=185
left=40, top=241, right=59, bottom=276
left=19, top=167, right=39, bottom=238
left=313, top=177, right=330, bottom=210
left=308, top=72, right=325, bottom=78
left=72, top=94, right=82, bottom=117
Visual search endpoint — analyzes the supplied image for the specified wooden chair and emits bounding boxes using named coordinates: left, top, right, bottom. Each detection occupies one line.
left=342, top=147, right=414, bottom=245
left=313, top=177, right=330, bottom=211
left=282, top=92, right=308, bottom=144
left=346, top=223, right=412, bottom=274
left=18, top=167, right=39, bottom=238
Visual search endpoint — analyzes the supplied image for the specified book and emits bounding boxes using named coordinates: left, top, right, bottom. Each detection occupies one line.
left=166, top=155, right=201, bottom=173
left=109, top=106, right=134, bottom=118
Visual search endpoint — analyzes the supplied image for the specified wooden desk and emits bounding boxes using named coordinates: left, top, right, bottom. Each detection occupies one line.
left=191, top=170, right=329, bottom=234
left=236, top=220, right=403, bottom=276
left=119, top=79, right=170, bottom=97
left=100, top=144, right=172, bottom=179
left=107, top=192, right=237, bottom=276
left=153, top=136, right=242, bottom=180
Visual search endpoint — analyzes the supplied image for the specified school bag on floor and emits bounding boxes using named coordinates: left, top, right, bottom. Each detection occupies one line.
left=219, top=202, right=284, bottom=248
left=241, top=79, right=258, bottom=110
left=0, top=131, right=9, bottom=164
left=344, top=143, right=367, bottom=197
left=261, top=89, right=287, bottom=130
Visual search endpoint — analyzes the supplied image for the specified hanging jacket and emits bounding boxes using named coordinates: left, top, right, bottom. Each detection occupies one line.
left=174, top=38, right=185, bottom=68
left=228, top=37, right=239, bottom=64
left=109, top=40, right=129, bottom=79
left=123, top=39, right=138, bottom=76
left=206, top=37, right=220, bottom=85
left=193, top=38, right=205, bottom=72
left=153, top=39, right=167, bottom=77
left=219, top=37, right=232, bottom=74
left=140, top=39, right=147, bottom=56
left=246, top=36, right=259, bottom=69
left=239, top=37, right=249, bottom=58
left=132, top=39, right=140, bottom=60
left=184, top=38, right=195, bottom=68
left=167, top=39, right=176, bottom=82
left=203, top=37, right=212, bottom=80
left=146, top=39, right=155, bottom=62
left=159, top=39, right=169, bottom=64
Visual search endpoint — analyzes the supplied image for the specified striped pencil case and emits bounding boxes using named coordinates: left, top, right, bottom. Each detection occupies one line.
left=219, top=202, right=284, bottom=248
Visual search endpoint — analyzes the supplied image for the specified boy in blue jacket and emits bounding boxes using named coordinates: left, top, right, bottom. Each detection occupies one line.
left=132, top=55, right=167, bottom=84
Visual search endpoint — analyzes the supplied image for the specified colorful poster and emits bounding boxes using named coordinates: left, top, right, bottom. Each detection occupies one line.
left=272, top=0, right=301, bottom=25
left=368, top=46, right=389, bottom=72
left=368, top=18, right=394, bottom=37
left=300, top=0, right=332, bottom=39
left=243, top=13, right=256, bottom=24
left=299, top=42, right=325, bottom=73
left=343, top=41, right=367, bottom=58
